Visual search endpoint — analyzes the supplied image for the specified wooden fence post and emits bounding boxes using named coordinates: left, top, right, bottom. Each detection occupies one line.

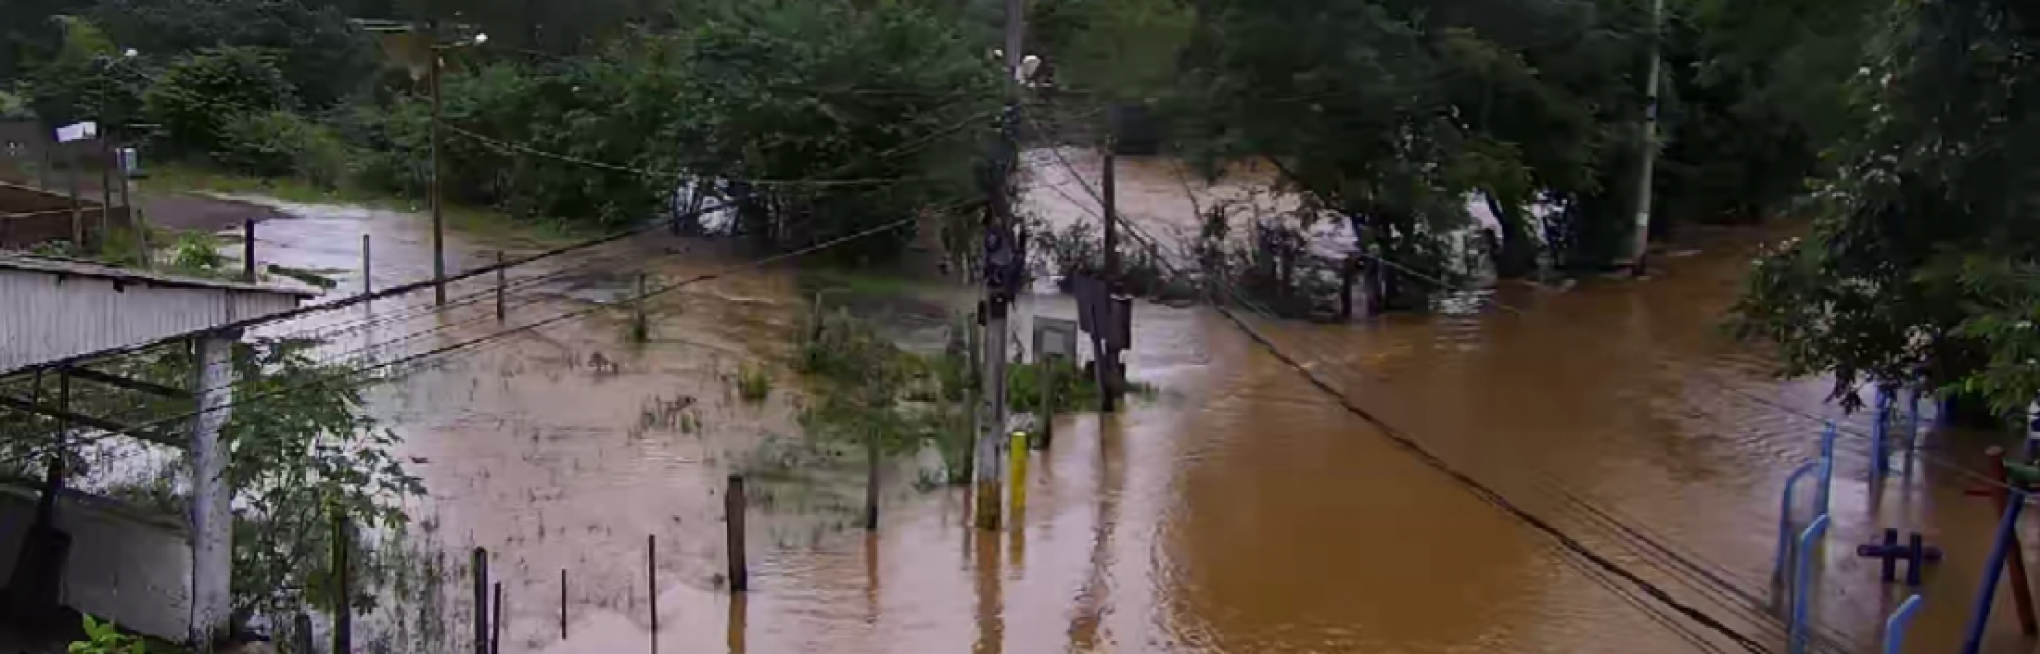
left=362, top=235, right=372, bottom=294
left=332, top=511, right=352, bottom=654
left=293, top=614, right=314, bottom=654
left=727, top=475, right=748, bottom=592
left=243, top=219, right=256, bottom=282
left=472, top=548, right=489, bottom=654
left=495, top=250, right=506, bottom=322
left=648, top=534, right=658, bottom=654
left=491, top=582, right=503, bottom=654
left=865, top=428, right=880, bottom=531
left=1034, top=359, right=1053, bottom=451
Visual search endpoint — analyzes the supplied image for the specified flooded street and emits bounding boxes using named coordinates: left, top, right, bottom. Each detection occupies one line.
left=218, top=149, right=2040, bottom=654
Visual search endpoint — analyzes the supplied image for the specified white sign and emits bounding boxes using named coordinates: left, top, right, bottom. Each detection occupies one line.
left=55, top=121, right=99, bottom=143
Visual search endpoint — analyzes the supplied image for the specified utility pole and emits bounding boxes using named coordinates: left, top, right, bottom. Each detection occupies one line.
left=1099, top=135, right=1120, bottom=413
left=976, top=0, right=1026, bottom=532
left=1628, top=0, right=1664, bottom=276
left=430, top=28, right=448, bottom=306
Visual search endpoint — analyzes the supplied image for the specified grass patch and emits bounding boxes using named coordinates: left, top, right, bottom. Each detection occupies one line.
left=803, top=267, right=926, bottom=298
left=737, top=362, right=773, bottom=403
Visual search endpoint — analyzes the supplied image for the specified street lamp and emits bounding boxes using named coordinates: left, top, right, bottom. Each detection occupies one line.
left=428, top=32, right=486, bottom=305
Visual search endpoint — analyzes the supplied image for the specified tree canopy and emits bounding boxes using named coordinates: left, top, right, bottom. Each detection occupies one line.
left=1732, top=0, right=2040, bottom=418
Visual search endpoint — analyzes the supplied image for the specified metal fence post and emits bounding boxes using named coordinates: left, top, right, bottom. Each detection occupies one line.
left=1817, top=422, right=1837, bottom=516
left=1884, top=594, right=1922, bottom=654
left=1790, top=514, right=1831, bottom=654
left=1774, top=461, right=1819, bottom=589
left=1964, top=490, right=2030, bottom=654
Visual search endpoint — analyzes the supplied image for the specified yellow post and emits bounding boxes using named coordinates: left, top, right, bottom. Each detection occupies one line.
left=1009, top=431, right=1029, bottom=516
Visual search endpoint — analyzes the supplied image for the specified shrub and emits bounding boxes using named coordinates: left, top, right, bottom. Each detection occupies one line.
left=143, top=47, right=297, bottom=155
left=736, top=362, right=772, bottom=403
left=68, top=615, right=144, bottom=654
left=216, top=110, right=349, bottom=185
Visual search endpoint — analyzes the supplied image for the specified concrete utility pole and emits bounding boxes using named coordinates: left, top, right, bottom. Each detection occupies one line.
left=189, top=333, right=236, bottom=650
left=1628, top=0, right=1664, bottom=276
left=976, top=0, right=1027, bottom=532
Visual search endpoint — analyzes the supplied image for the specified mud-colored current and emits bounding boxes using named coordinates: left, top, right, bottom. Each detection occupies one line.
left=222, top=150, right=2038, bottom=654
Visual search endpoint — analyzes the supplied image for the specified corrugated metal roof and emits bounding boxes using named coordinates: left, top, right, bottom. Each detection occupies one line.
left=0, top=254, right=310, bottom=372
left=0, top=253, right=315, bottom=297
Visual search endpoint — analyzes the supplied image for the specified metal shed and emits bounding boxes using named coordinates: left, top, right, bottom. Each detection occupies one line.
left=0, top=253, right=312, bottom=372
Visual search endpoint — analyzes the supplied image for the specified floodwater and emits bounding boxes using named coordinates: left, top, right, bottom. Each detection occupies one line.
left=216, top=147, right=2040, bottom=654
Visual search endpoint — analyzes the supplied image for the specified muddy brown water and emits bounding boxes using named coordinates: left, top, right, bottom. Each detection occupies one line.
left=219, top=151, right=2037, bottom=654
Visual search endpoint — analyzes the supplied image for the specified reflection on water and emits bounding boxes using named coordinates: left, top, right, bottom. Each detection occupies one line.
left=223, top=155, right=2036, bottom=654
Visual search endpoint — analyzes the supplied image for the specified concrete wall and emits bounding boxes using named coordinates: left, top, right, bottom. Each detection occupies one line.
left=0, top=484, right=191, bottom=640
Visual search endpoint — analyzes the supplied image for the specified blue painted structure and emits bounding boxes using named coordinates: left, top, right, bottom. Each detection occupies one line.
left=1791, top=513, right=1831, bottom=654
left=1872, top=388, right=1892, bottom=476
left=1962, top=489, right=2029, bottom=654
left=1818, top=422, right=1838, bottom=516
left=1902, top=387, right=1921, bottom=455
left=1775, top=461, right=1819, bottom=587
left=1885, top=594, right=1923, bottom=654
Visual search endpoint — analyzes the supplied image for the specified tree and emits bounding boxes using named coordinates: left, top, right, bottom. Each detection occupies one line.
left=1732, top=0, right=2040, bottom=420
left=656, top=0, right=1001, bottom=256
left=19, top=16, right=150, bottom=128
left=0, top=337, right=421, bottom=631
left=142, top=47, right=299, bottom=156
left=1054, top=0, right=1194, bottom=107
left=91, top=0, right=376, bottom=108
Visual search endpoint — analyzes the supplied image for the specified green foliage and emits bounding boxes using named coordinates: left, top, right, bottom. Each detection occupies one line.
left=20, top=16, right=149, bottom=127
left=91, top=0, right=376, bottom=108
left=1054, top=0, right=1195, bottom=106
left=796, top=311, right=949, bottom=458
left=217, top=110, right=350, bottom=185
left=220, top=338, right=423, bottom=621
left=1005, top=358, right=1098, bottom=414
left=0, top=337, right=421, bottom=625
left=168, top=231, right=226, bottom=275
left=736, top=362, right=772, bottom=403
left=661, top=0, right=1002, bottom=257
left=143, top=47, right=298, bottom=156
left=0, top=87, right=29, bottom=119
left=69, top=615, right=144, bottom=654
left=1730, top=0, right=2040, bottom=417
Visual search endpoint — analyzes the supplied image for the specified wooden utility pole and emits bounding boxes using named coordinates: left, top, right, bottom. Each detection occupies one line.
left=98, top=136, right=112, bottom=242
left=1099, top=136, right=1120, bottom=413
left=430, top=35, right=448, bottom=306
left=1628, top=0, right=1664, bottom=276
left=67, top=142, right=82, bottom=249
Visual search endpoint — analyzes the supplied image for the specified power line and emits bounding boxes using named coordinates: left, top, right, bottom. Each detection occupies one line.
left=1020, top=139, right=1769, bottom=652
left=0, top=207, right=937, bottom=468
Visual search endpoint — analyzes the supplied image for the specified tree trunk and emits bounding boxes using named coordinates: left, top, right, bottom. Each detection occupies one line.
left=1485, top=194, right=1538, bottom=279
